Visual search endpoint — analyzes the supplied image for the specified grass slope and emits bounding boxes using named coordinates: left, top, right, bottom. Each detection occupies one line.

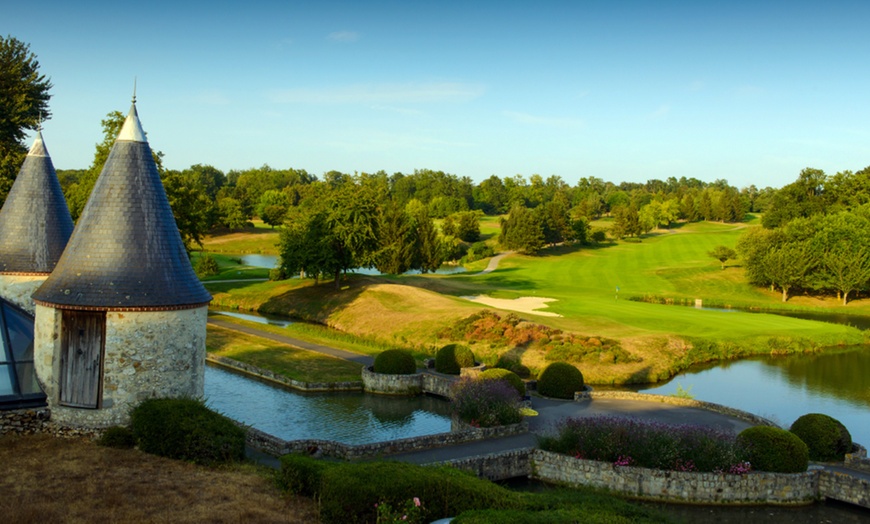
left=204, top=220, right=868, bottom=384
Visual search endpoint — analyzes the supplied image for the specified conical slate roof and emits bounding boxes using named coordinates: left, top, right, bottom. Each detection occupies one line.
left=0, top=130, right=74, bottom=274
left=32, top=102, right=211, bottom=310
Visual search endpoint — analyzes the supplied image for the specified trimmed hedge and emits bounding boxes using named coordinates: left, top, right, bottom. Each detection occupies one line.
left=789, top=413, right=852, bottom=462
left=373, top=349, right=417, bottom=375
left=736, top=426, right=809, bottom=473
left=318, top=461, right=520, bottom=523
left=98, top=425, right=135, bottom=449
left=130, top=397, right=245, bottom=466
left=435, top=344, right=475, bottom=375
left=494, top=355, right=531, bottom=378
left=479, top=368, right=525, bottom=397
left=537, top=362, right=584, bottom=399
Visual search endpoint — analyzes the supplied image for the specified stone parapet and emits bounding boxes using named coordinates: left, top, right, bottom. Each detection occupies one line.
left=434, top=448, right=534, bottom=481
left=243, top=421, right=528, bottom=461
left=361, top=366, right=422, bottom=395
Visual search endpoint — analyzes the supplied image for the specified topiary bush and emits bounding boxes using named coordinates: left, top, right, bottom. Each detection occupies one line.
left=130, top=397, right=246, bottom=466
left=494, top=355, right=531, bottom=378
left=98, top=425, right=135, bottom=449
left=537, top=362, right=584, bottom=399
left=373, top=349, right=417, bottom=375
left=435, top=344, right=475, bottom=375
left=479, top=368, right=525, bottom=397
left=789, top=413, right=853, bottom=462
left=736, top=426, right=809, bottom=473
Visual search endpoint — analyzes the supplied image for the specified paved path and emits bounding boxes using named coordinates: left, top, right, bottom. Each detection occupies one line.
left=475, top=251, right=515, bottom=275
left=202, top=278, right=269, bottom=284
left=207, top=316, right=374, bottom=366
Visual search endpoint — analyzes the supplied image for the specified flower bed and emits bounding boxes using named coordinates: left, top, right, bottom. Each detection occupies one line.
left=538, top=415, right=749, bottom=473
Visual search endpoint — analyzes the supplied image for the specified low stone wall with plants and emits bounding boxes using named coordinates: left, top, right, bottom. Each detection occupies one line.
left=244, top=421, right=528, bottom=461
left=530, top=449, right=818, bottom=505
left=575, top=390, right=778, bottom=427
left=421, top=372, right=455, bottom=397
left=207, top=354, right=363, bottom=392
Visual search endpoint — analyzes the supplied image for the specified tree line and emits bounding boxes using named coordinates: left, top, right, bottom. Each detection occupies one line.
left=737, top=168, right=870, bottom=304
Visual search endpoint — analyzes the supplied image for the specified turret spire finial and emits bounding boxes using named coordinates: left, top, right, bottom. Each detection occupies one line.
left=132, top=77, right=137, bottom=105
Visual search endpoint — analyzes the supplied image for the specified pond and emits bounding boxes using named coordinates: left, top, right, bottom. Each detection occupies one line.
left=634, top=345, right=870, bottom=447
left=211, top=309, right=293, bottom=327
left=204, top=364, right=452, bottom=445
left=238, top=253, right=467, bottom=275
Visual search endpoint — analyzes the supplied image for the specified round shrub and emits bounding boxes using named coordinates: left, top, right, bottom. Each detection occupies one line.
left=789, top=413, right=852, bottom=462
left=479, top=368, right=525, bottom=397
left=495, top=355, right=531, bottom=378
left=435, top=344, right=475, bottom=375
left=373, top=349, right=417, bottom=375
left=537, top=362, right=584, bottom=399
left=130, top=397, right=245, bottom=466
left=98, top=425, right=135, bottom=449
left=736, top=426, right=809, bottom=473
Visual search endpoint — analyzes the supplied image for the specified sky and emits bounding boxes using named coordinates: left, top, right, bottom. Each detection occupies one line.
left=5, top=0, right=870, bottom=189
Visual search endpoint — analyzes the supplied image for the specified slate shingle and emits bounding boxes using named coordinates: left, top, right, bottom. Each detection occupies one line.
left=32, top=105, right=211, bottom=310
left=0, top=131, right=74, bottom=274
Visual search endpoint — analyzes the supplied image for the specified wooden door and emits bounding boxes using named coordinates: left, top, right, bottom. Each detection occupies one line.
left=59, top=310, right=105, bottom=408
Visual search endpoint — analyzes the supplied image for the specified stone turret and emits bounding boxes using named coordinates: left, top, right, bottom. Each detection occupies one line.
left=32, top=100, right=211, bottom=427
left=0, top=130, right=74, bottom=313
left=0, top=130, right=72, bottom=409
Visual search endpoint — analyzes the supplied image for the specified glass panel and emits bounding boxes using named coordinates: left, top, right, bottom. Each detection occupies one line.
left=3, top=303, right=35, bottom=361
left=16, top=362, right=43, bottom=395
left=0, top=306, right=7, bottom=364
left=0, top=364, right=15, bottom=396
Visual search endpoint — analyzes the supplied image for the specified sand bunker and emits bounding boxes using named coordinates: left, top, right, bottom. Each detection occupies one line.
left=462, top=295, right=561, bottom=317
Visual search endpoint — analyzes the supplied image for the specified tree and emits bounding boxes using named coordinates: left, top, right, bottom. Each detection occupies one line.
left=408, top=203, right=444, bottom=273
left=708, top=245, right=737, bottom=270
left=374, top=202, right=414, bottom=275
left=0, top=35, right=52, bottom=205
left=257, top=189, right=290, bottom=227
left=499, top=204, right=544, bottom=254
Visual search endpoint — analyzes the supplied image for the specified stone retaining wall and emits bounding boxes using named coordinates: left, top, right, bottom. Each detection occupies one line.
left=207, top=354, right=363, bottom=392
left=243, top=421, right=528, bottom=461
left=0, top=407, right=50, bottom=436
left=361, top=366, right=422, bottom=395
left=575, top=391, right=778, bottom=427
left=845, top=444, right=870, bottom=474
left=530, top=449, right=818, bottom=505
left=435, top=448, right=534, bottom=481
left=818, top=469, right=870, bottom=508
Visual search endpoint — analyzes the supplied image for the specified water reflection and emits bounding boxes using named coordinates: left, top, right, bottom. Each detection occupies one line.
left=237, top=253, right=466, bottom=275
left=638, top=345, right=870, bottom=446
left=205, top=365, right=452, bottom=444
left=211, top=309, right=293, bottom=327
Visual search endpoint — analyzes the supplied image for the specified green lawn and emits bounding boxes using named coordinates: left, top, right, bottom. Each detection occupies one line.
left=206, top=322, right=362, bottom=382
left=192, top=252, right=270, bottom=281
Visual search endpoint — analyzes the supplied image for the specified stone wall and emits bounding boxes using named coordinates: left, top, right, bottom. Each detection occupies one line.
left=531, top=449, right=819, bottom=505
left=845, top=444, right=870, bottom=474
left=818, top=469, right=870, bottom=508
left=435, top=448, right=534, bottom=481
left=575, top=390, right=778, bottom=427
left=34, top=305, right=208, bottom=428
left=0, top=274, right=45, bottom=314
left=0, top=407, right=50, bottom=435
left=208, top=355, right=362, bottom=392
left=361, top=366, right=422, bottom=395
left=244, top=421, right=528, bottom=461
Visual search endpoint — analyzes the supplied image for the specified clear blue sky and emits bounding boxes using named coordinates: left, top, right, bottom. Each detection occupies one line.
left=5, top=0, right=869, bottom=189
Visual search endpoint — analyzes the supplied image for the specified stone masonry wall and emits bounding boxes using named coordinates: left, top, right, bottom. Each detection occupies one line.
left=531, top=449, right=818, bottom=505
left=34, top=305, right=208, bottom=428
left=0, top=274, right=45, bottom=314
left=361, top=366, right=423, bottom=395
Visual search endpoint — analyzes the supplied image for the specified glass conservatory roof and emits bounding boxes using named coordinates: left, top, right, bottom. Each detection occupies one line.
left=0, top=300, right=45, bottom=409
